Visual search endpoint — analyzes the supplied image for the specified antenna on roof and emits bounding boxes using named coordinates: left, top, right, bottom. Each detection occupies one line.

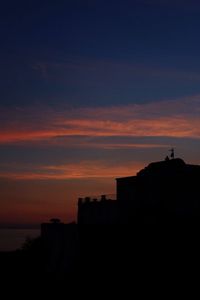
left=169, top=148, right=175, bottom=159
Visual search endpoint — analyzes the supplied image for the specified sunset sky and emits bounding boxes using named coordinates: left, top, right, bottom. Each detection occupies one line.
left=1, top=0, right=200, bottom=226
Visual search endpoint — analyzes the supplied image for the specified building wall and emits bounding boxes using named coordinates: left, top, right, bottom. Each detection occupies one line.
left=78, top=198, right=118, bottom=224
left=41, top=222, right=79, bottom=273
left=116, top=162, right=200, bottom=224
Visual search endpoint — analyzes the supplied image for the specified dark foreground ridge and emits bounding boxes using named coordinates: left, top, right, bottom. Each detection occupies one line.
left=2, top=157, right=200, bottom=290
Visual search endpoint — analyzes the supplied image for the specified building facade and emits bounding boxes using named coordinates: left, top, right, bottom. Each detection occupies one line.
left=78, top=158, right=200, bottom=224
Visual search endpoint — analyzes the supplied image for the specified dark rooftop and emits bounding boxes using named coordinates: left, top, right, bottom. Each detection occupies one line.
left=137, top=158, right=186, bottom=176
left=117, top=158, right=200, bottom=180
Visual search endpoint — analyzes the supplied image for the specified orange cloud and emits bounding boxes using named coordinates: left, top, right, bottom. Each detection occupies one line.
left=0, top=117, right=199, bottom=143
left=0, top=160, right=144, bottom=180
left=0, top=96, right=200, bottom=146
left=81, top=143, right=169, bottom=149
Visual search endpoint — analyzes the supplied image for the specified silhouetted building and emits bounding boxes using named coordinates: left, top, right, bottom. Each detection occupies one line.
left=117, top=158, right=200, bottom=224
left=41, top=220, right=79, bottom=273
left=78, top=157, right=200, bottom=225
left=40, top=157, right=200, bottom=276
left=77, top=195, right=118, bottom=224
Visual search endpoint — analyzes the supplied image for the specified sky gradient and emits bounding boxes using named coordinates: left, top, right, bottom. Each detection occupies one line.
left=1, top=0, right=200, bottom=226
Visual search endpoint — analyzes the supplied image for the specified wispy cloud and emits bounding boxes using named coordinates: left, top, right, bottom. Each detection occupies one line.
left=0, top=160, right=144, bottom=180
left=0, top=95, right=200, bottom=147
left=32, top=58, right=200, bottom=85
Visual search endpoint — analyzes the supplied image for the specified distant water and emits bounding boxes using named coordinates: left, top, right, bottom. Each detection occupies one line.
left=0, top=229, right=40, bottom=252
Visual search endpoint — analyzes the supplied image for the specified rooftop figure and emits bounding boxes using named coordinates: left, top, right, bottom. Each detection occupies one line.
left=169, top=148, right=175, bottom=159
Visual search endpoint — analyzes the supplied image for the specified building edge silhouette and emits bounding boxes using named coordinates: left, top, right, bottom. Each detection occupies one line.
left=77, top=156, right=200, bottom=225
left=38, top=156, right=200, bottom=274
left=2, top=156, right=200, bottom=284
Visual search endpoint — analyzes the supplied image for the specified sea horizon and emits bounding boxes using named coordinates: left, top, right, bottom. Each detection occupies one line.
left=0, top=223, right=41, bottom=229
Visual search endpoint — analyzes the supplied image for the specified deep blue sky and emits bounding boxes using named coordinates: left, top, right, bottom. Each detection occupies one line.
left=2, top=0, right=200, bottom=107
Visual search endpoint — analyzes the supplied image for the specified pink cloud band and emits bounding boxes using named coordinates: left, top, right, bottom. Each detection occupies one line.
left=0, top=95, right=200, bottom=145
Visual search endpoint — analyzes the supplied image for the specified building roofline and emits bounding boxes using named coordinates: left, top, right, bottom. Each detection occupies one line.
left=116, top=175, right=136, bottom=180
